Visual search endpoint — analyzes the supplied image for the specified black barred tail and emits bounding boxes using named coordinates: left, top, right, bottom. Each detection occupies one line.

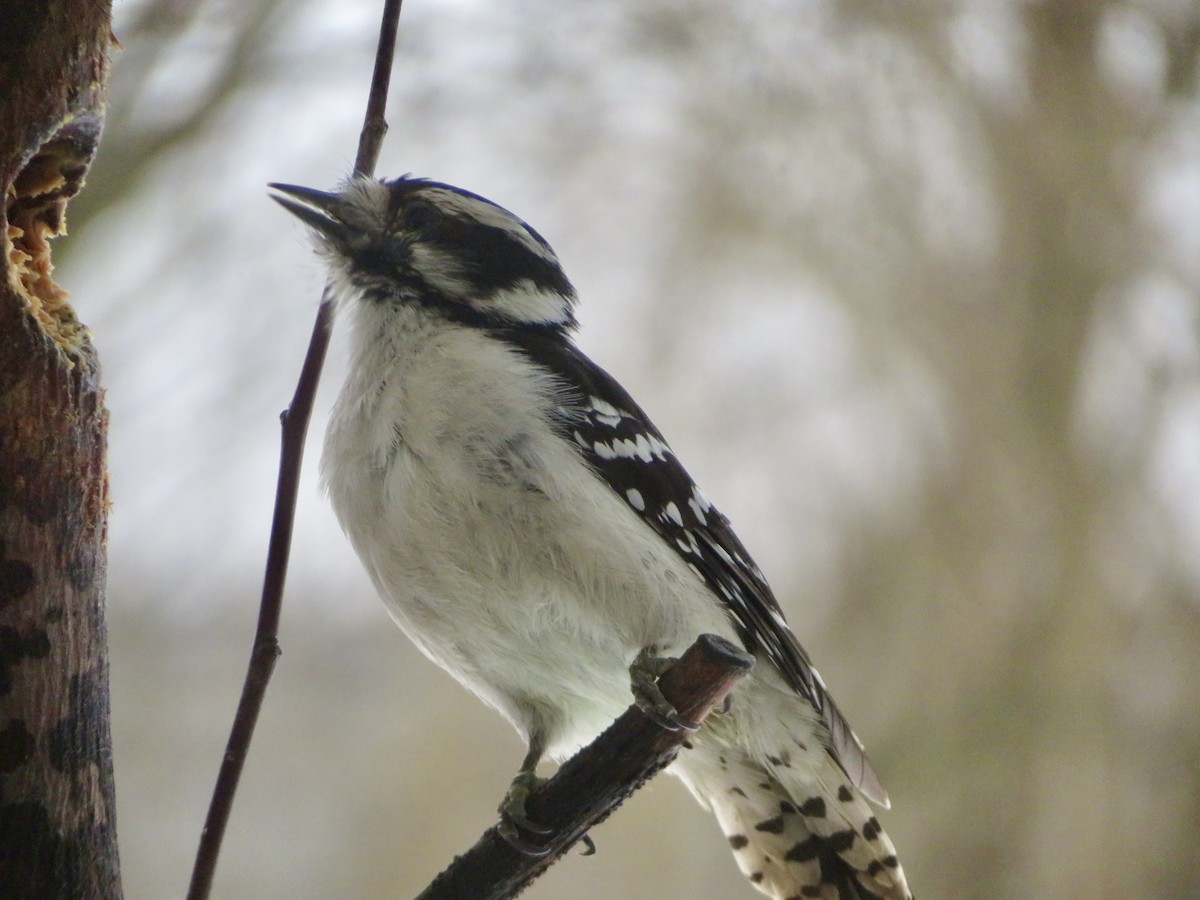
left=673, top=743, right=911, bottom=900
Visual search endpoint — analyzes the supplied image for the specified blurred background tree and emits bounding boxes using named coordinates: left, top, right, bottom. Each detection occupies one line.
left=62, top=0, right=1200, bottom=897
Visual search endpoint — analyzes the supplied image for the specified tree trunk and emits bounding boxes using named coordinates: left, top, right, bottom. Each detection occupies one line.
left=0, top=2, right=121, bottom=897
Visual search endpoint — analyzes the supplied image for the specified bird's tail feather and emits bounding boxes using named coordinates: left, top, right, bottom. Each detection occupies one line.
left=673, top=743, right=912, bottom=900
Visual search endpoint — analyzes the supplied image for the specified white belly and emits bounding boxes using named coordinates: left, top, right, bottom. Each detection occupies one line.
left=321, top=310, right=735, bottom=756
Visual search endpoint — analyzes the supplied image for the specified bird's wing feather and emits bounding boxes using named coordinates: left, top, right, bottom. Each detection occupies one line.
left=503, top=329, right=887, bottom=804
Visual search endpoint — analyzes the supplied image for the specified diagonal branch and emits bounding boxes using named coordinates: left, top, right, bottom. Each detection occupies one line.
left=418, top=634, right=755, bottom=900
left=186, top=3, right=405, bottom=898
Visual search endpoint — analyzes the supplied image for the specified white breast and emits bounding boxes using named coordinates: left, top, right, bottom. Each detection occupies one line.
left=321, top=300, right=736, bottom=756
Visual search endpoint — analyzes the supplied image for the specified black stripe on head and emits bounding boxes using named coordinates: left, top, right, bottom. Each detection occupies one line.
left=428, top=215, right=574, bottom=299
left=384, top=178, right=575, bottom=301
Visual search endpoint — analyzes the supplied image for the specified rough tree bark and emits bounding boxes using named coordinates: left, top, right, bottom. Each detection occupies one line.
left=0, top=2, right=121, bottom=897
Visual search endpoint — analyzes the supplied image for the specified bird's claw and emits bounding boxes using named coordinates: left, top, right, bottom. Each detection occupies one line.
left=496, top=771, right=597, bottom=857
left=498, top=769, right=554, bottom=856
left=630, top=646, right=701, bottom=732
left=497, top=819, right=554, bottom=856
left=499, top=773, right=554, bottom=835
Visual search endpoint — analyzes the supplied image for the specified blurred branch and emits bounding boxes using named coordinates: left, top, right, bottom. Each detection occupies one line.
left=185, top=2, right=404, bottom=898
left=76, top=0, right=288, bottom=223
left=418, top=635, right=754, bottom=900
left=1164, top=19, right=1200, bottom=98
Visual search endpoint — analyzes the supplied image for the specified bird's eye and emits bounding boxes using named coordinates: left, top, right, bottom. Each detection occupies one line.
left=401, top=200, right=438, bottom=231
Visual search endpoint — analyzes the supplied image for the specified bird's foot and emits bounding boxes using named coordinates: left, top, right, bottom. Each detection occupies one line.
left=630, top=645, right=701, bottom=732
left=497, top=769, right=597, bottom=857
left=498, top=769, right=553, bottom=856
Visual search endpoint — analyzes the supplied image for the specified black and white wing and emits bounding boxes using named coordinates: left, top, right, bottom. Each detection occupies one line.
left=505, top=329, right=887, bottom=805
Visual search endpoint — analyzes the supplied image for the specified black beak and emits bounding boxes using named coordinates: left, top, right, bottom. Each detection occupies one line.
left=268, top=183, right=350, bottom=241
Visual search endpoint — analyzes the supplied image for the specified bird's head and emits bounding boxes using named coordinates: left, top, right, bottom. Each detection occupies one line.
left=270, top=176, right=577, bottom=331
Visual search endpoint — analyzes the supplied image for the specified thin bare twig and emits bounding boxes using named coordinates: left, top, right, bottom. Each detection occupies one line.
left=354, top=0, right=403, bottom=178
left=187, top=2, right=404, bottom=897
left=417, top=635, right=756, bottom=900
